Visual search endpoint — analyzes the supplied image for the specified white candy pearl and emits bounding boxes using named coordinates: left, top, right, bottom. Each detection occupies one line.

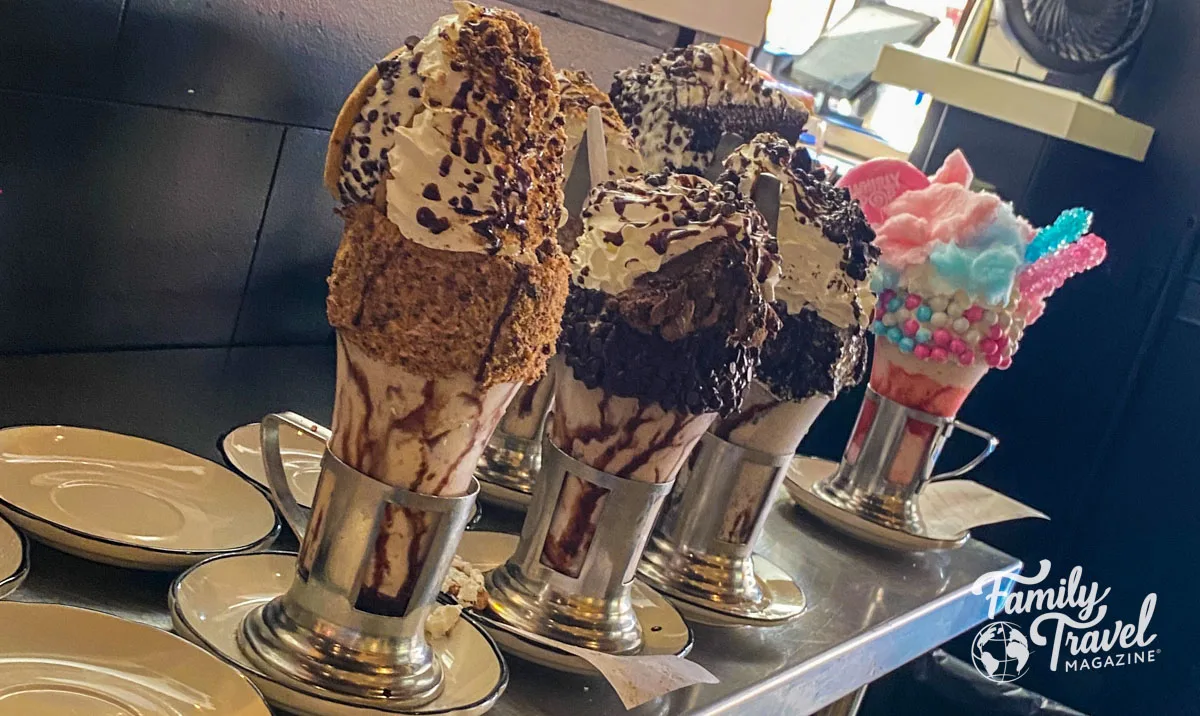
left=881, top=313, right=897, bottom=327
left=895, top=308, right=911, bottom=322
left=928, top=296, right=949, bottom=312
left=1002, top=342, right=1015, bottom=358
left=963, top=329, right=981, bottom=345
left=947, top=302, right=965, bottom=318
left=998, top=312, right=1012, bottom=328
left=982, top=310, right=999, bottom=326
left=952, top=317, right=970, bottom=334
left=930, top=312, right=949, bottom=328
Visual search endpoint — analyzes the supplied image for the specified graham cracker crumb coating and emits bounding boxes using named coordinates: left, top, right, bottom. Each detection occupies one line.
left=328, top=204, right=569, bottom=387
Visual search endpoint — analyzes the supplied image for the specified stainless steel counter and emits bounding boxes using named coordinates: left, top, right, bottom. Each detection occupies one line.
left=1, top=345, right=1020, bottom=716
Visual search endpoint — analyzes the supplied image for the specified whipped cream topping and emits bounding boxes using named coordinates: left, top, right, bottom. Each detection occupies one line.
left=330, top=1, right=564, bottom=262
left=557, top=69, right=643, bottom=181
left=722, top=134, right=876, bottom=329
left=572, top=173, right=779, bottom=296
left=610, top=44, right=808, bottom=174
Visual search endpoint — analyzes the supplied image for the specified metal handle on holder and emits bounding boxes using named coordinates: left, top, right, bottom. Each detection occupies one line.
left=260, top=412, right=331, bottom=539
left=931, top=420, right=999, bottom=482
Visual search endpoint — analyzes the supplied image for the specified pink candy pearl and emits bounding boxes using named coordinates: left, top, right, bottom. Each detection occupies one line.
left=995, top=334, right=1009, bottom=349
left=902, top=319, right=920, bottom=336
left=987, top=324, right=1004, bottom=340
left=875, top=304, right=887, bottom=320
left=913, top=344, right=931, bottom=359
left=979, top=338, right=998, bottom=356
left=880, top=289, right=895, bottom=305
left=949, top=338, right=967, bottom=354
left=959, top=351, right=975, bottom=366
left=985, top=351, right=1002, bottom=367
left=930, top=347, right=948, bottom=362
left=933, top=329, right=952, bottom=347
left=963, top=305, right=984, bottom=323
left=998, top=356, right=1013, bottom=369
left=904, top=294, right=922, bottom=310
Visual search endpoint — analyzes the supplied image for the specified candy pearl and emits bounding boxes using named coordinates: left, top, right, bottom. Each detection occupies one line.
left=915, top=305, right=933, bottom=322
left=1001, top=341, right=1014, bottom=358
left=930, top=347, right=949, bottom=362
left=998, top=356, right=1013, bottom=369
left=895, top=308, right=911, bottom=322
left=887, top=297, right=903, bottom=312
left=875, top=304, right=886, bottom=320
left=963, top=305, right=984, bottom=323
left=902, top=319, right=920, bottom=336
left=947, top=302, right=965, bottom=318
left=985, top=351, right=1002, bottom=367
left=928, top=296, right=949, bottom=312
left=887, top=327, right=903, bottom=343
left=871, top=320, right=887, bottom=335
left=913, top=344, right=931, bottom=359
left=933, top=329, right=952, bottom=347
left=881, top=313, right=897, bottom=327
left=879, top=289, right=896, bottom=305
left=930, top=312, right=949, bottom=328
left=983, top=310, right=999, bottom=326
left=904, top=294, right=922, bottom=310
left=995, top=334, right=1009, bottom=349
left=950, top=338, right=967, bottom=354
left=959, top=351, right=975, bottom=366
left=979, top=338, right=998, bottom=356
left=998, top=312, right=1012, bottom=328
left=963, top=329, right=981, bottom=345
left=953, top=289, right=970, bottom=305
left=916, top=328, right=932, bottom=344
left=987, top=324, right=1004, bottom=340
left=899, top=337, right=915, bottom=353
left=952, top=317, right=970, bottom=334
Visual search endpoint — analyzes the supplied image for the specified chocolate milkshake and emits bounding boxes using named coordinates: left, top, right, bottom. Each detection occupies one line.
left=322, top=2, right=569, bottom=615
left=707, top=134, right=877, bottom=541
left=543, top=171, right=780, bottom=575
left=610, top=44, right=809, bottom=174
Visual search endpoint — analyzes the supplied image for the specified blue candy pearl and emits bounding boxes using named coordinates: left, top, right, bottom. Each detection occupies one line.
left=872, top=320, right=887, bottom=335
left=886, top=327, right=903, bottom=343
left=887, top=297, right=903, bottom=312
left=916, top=328, right=932, bottom=344
left=916, top=305, right=933, bottom=322
left=899, top=337, right=915, bottom=353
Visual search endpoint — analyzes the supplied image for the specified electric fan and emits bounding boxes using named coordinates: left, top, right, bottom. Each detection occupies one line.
left=978, top=0, right=1155, bottom=100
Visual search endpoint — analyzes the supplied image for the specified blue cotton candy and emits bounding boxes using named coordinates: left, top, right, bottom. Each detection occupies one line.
left=1025, top=208, right=1092, bottom=262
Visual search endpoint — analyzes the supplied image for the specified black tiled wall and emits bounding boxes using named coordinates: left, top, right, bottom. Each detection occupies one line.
left=0, top=0, right=664, bottom=352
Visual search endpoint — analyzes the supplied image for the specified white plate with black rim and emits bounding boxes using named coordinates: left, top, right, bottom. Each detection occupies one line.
left=171, top=551, right=508, bottom=716
left=0, top=513, right=29, bottom=599
left=0, top=425, right=279, bottom=570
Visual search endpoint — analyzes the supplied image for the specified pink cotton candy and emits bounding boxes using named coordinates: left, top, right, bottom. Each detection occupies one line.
left=875, top=183, right=1002, bottom=269
left=930, top=149, right=974, bottom=188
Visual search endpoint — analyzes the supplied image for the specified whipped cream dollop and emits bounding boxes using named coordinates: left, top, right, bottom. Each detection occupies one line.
left=327, top=1, right=564, bottom=262
left=572, top=173, right=779, bottom=297
left=610, top=44, right=809, bottom=174
left=722, top=133, right=876, bottom=329
left=557, top=69, right=643, bottom=181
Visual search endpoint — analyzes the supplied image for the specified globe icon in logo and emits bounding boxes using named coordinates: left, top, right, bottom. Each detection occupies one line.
left=971, top=621, right=1031, bottom=682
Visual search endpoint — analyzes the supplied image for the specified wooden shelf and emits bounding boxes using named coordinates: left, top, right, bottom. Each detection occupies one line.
left=872, top=44, right=1154, bottom=162
left=597, top=0, right=770, bottom=46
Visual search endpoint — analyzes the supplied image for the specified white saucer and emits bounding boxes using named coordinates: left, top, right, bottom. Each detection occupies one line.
left=458, top=531, right=693, bottom=675
left=171, top=552, right=506, bottom=716
left=0, top=514, right=28, bottom=599
left=476, top=479, right=531, bottom=511
left=222, top=422, right=323, bottom=507
left=784, top=456, right=969, bottom=551
left=0, top=601, right=270, bottom=714
left=224, top=421, right=481, bottom=526
left=655, top=555, right=806, bottom=628
left=0, top=425, right=279, bottom=570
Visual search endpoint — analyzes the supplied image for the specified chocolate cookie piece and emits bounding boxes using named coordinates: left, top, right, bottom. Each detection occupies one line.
left=755, top=302, right=869, bottom=401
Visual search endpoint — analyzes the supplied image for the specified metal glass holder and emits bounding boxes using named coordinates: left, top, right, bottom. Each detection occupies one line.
left=486, top=437, right=674, bottom=654
left=814, top=389, right=998, bottom=539
left=475, top=429, right=542, bottom=496
left=639, top=432, right=805, bottom=623
left=238, top=412, right=479, bottom=708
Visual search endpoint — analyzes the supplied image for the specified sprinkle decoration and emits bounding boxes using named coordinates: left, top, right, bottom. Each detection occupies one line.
left=1017, top=233, right=1108, bottom=325
left=1024, top=208, right=1092, bottom=262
